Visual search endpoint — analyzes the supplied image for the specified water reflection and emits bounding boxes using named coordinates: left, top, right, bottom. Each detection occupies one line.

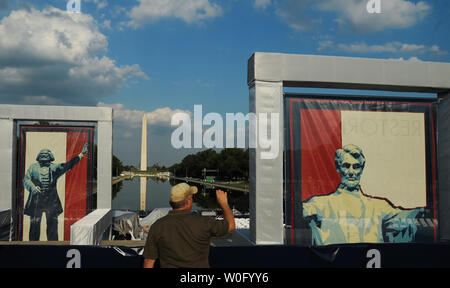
left=112, top=177, right=249, bottom=214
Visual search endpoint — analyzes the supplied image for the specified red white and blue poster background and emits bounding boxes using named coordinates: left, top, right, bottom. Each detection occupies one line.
left=285, top=95, right=437, bottom=245
left=17, top=126, right=94, bottom=241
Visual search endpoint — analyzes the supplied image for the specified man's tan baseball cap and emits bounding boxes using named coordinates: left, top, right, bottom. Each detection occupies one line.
left=170, top=183, right=198, bottom=202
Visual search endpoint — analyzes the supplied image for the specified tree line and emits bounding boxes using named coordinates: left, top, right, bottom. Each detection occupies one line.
left=110, top=148, right=249, bottom=181
left=169, top=148, right=249, bottom=181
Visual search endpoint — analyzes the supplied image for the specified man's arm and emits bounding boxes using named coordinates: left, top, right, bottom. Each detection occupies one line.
left=216, top=190, right=235, bottom=233
left=78, top=143, right=89, bottom=160
left=55, top=143, right=88, bottom=176
left=143, top=258, right=155, bottom=268
left=142, top=224, right=159, bottom=268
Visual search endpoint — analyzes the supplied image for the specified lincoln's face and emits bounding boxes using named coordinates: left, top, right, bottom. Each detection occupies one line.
left=337, top=153, right=364, bottom=189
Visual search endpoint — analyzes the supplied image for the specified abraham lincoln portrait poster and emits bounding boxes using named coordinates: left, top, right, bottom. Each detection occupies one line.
left=285, top=95, right=437, bottom=246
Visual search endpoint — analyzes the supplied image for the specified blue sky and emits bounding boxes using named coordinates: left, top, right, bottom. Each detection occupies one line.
left=0, top=0, right=449, bottom=166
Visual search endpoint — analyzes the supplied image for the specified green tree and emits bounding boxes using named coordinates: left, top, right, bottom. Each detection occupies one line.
left=169, top=148, right=249, bottom=180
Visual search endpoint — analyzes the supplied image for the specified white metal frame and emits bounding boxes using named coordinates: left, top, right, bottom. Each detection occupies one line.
left=0, top=104, right=113, bottom=241
left=247, top=52, right=450, bottom=245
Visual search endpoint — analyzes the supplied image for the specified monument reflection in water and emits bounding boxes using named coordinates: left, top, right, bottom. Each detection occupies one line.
left=112, top=177, right=249, bottom=214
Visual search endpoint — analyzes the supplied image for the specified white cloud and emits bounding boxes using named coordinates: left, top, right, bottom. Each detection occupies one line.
left=388, top=56, right=422, bottom=62
left=318, top=40, right=447, bottom=56
left=0, top=8, right=107, bottom=65
left=430, top=45, right=448, bottom=56
left=254, top=0, right=271, bottom=10
left=319, top=0, right=430, bottom=32
left=96, top=102, right=197, bottom=165
left=85, top=0, right=108, bottom=10
left=97, top=102, right=192, bottom=129
left=102, top=19, right=112, bottom=29
left=337, top=42, right=399, bottom=53
left=276, top=0, right=321, bottom=31
left=400, top=43, right=426, bottom=53
left=276, top=0, right=431, bottom=33
left=127, top=0, right=223, bottom=28
left=0, top=7, right=148, bottom=105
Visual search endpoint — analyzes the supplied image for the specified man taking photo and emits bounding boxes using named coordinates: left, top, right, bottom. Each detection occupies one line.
left=143, top=183, right=235, bottom=268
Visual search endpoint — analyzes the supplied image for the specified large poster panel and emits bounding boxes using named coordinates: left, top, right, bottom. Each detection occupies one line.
left=17, top=126, right=94, bottom=241
left=285, top=95, right=437, bottom=246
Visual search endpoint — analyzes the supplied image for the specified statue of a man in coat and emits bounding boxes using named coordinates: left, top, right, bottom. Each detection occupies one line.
left=23, top=143, right=88, bottom=241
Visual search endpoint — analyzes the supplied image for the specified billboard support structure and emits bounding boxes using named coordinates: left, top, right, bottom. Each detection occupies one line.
left=247, top=52, right=450, bottom=245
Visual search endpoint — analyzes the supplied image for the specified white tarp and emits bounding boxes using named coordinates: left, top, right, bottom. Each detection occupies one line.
left=140, top=208, right=171, bottom=229
left=112, top=210, right=140, bottom=240
left=70, top=209, right=111, bottom=245
left=0, top=209, right=11, bottom=241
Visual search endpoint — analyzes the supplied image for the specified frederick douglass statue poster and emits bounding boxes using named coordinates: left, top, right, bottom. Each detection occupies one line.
left=285, top=96, right=437, bottom=246
left=17, top=125, right=94, bottom=241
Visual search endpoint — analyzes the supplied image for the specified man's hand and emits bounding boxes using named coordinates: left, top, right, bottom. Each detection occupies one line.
left=216, top=190, right=235, bottom=232
left=32, top=186, right=41, bottom=195
left=79, top=143, right=88, bottom=159
left=81, top=143, right=88, bottom=155
left=143, top=258, right=155, bottom=268
left=216, top=190, right=229, bottom=207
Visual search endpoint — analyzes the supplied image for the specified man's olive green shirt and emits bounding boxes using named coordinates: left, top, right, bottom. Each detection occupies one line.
left=143, top=210, right=229, bottom=268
